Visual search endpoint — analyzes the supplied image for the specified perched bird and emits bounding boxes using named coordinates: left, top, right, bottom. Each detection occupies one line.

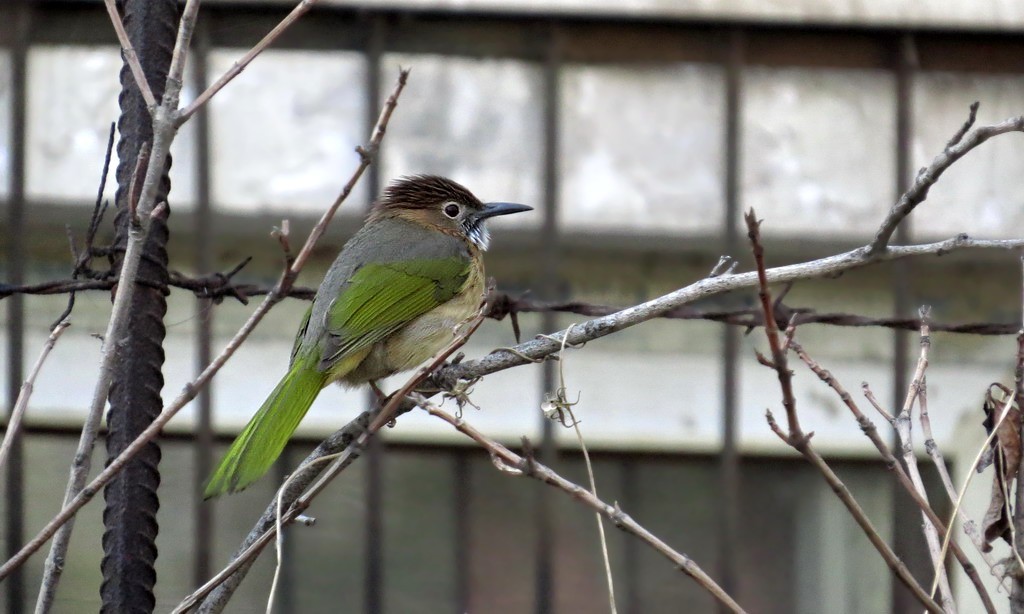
left=205, top=175, right=531, bottom=497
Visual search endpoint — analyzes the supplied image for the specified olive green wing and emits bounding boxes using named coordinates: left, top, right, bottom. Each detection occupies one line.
left=290, top=303, right=313, bottom=366
left=319, top=257, right=471, bottom=370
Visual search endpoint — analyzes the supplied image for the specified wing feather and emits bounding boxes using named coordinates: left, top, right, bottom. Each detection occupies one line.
left=320, top=258, right=469, bottom=369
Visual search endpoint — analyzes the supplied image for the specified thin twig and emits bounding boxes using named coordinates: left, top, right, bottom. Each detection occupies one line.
left=266, top=452, right=343, bottom=614
left=746, top=211, right=943, bottom=614
left=933, top=389, right=1018, bottom=598
left=862, top=383, right=896, bottom=425
left=789, top=338, right=996, bottom=612
left=745, top=209, right=802, bottom=440
left=545, top=324, right=617, bottom=613
left=288, top=69, right=408, bottom=274
left=945, top=101, right=980, bottom=151
left=891, top=308, right=955, bottom=611
left=53, top=122, right=115, bottom=330
left=870, top=109, right=1024, bottom=253
left=920, top=375, right=1010, bottom=595
left=102, top=0, right=157, bottom=109
left=0, top=67, right=410, bottom=584
left=176, top=0, right=322, bottom=126
left=0, top=321, right=71, bottom=472
left=419, top=396, right=744, bottom=613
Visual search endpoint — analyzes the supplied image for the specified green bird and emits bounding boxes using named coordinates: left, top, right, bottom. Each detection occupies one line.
left=204, top=175, right=530, bottom=497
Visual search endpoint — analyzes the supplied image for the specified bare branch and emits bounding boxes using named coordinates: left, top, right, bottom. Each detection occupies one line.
left=176, top=0, right=322, bottom=126
left=945, top=101, right=980, bottom=150
left=102, top=0, right=157, bottom=109
left=935, top=390, right=1018, bottom=600
left=745, top=209, right=802, bottom=440
left=919, top=377, right=1009, bottom=595
left=790, top=338, right=996, bottom=612
left=870, top=109, right=1024, bottom=253
left=891, top=308, right=955, bottom=611
left=288, top=68, right=408, bottom=274
left=442, top=236, right=1024, bottom=385
left=0, top=321, right=71, bottom=472
left=746, top=211, right=943, bottom=614
left=419, top=397, right=745, bottom=613
left=9, top=276, right=1024, bottom=337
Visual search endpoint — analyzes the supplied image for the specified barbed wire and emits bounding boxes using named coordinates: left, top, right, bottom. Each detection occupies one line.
left=0, top=268, right=1016, bottom=336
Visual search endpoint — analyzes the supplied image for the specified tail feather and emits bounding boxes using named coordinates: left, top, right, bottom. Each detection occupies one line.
left=205, top=356, right=327, bottom=498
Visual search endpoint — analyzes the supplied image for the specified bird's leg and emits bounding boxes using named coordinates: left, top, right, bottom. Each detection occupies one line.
left=368, top=380, right=388, bottom=406
left=368, top=380, right=399, bottom=427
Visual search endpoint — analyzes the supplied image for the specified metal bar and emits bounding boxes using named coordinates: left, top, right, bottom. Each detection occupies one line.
left=535, top=19, right=563, bottom=614
left=4, top=3, right=30, bottom=612
left=100, top=0, right=178, bottom=610
left=191, top=16, right=215, bottom=591
left=454, top=449, right=470, bottom=612
left=717, top=26, right=744, bottom=609
left=889, top=30, right=917, bottom=614
left=364, top=16, right=386, bottom=614
left=622, top=459, right=640, bottom=614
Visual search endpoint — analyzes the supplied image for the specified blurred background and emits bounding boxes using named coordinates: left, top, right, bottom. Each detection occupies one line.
left=2, top=0, right=1024, bottom=612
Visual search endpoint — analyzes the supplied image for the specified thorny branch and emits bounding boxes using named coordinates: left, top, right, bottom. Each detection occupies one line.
left=9, top=273, right=1024, bottom=335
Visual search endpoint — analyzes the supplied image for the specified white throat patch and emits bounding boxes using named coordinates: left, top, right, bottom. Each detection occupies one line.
left=466, top=222, right=491, bottom=250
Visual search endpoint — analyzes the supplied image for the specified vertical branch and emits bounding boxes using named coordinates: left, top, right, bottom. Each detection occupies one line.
left=790, top=340, right=996, bottom=612
left=892, top=308, right=955, bottom=611
left=919, top=377, right=1008, bottom=594
left=746, top=210, right=943, bottom=614
left=1012, top=254, right=1024, bottom=610
left=745, top=210, right=802, bottom=441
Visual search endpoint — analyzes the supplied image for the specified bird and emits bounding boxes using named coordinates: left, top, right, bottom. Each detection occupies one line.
left=204, top=175, right=531, bottom=497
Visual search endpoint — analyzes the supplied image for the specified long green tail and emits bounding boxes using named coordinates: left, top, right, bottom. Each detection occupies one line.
left=204, top=354, right=327, bottom=498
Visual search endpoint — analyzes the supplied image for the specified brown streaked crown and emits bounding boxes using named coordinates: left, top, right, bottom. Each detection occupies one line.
left=370, top=175, right=483, bottom=218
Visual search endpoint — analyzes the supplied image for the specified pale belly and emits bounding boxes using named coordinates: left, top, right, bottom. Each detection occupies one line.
left=340, top=275, right=483, bottom=384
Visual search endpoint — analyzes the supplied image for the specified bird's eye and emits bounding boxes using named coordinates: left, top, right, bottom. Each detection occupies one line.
left=443, top=203, right=461, bottom=218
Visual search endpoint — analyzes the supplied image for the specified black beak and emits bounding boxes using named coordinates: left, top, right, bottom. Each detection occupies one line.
left=477, top=202, right=533, bottom=220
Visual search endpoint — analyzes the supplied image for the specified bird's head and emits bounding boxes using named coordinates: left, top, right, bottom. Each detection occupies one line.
left=369, top=175, right=532, bottom=250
